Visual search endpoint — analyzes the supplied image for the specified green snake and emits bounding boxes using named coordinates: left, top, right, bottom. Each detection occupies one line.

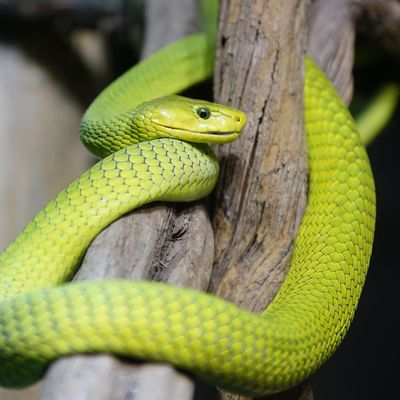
left=0, top=11, right=375, bottom=400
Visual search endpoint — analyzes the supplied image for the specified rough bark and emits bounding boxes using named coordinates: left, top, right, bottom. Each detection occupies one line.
left=211, top=1, right=309, bottom=399
left=140, top=0, right=200, bottom=58
left=308, top=0, right=355, bottom=104
left=40, top=204, right=215, bottom=400
left=308, top=0, right=400, bottom=106
left=40, top=1, right=213, bottom=400
left=210, top=0, right=366, bottom=399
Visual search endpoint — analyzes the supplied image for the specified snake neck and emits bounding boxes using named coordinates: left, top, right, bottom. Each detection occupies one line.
left=80, top=109, right=143, bottom=158
left=80, top=33, right=214, bottom=159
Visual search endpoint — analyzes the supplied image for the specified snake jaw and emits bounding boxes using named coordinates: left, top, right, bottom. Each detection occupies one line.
left=137, top=95, right=247, bottom=144
left=150, top=124, right=242, bottom=144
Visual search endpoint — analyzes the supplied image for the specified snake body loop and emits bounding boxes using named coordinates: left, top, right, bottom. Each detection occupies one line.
left=0, top=23, right=375, bottom=399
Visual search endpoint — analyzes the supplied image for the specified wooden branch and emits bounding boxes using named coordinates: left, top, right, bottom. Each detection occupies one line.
left=40, top=204, right=215, bottom=400
left=40, top=1, right=216, bottom=399
left=308, top=0, right=355, bottom=104
left=211, top=0, right=375, bottom=398
left=211, top=1, right=309, bottom=399
left=140, top=0, right=200, bottom=58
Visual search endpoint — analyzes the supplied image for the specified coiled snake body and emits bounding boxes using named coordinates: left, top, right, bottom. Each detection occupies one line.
left=0, top=27, right=375, bottom=400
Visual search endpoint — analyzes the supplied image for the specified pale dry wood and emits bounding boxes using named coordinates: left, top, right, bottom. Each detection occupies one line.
left=209, top=0, right=363, bottom=399
left=307, top=0, right=400, bottom=106
left=40, top=0, right=216, bottom=399
left=41, top=356, right=194, bottom=400
left=212, top=0, right=308, bottom=336
left=211, top=1, right=309, bottom=399
left=141, top=0, right=200, bottom=58
left=41, top=203, right=214, bottom=400
left=308, top=0, right=355, bottom=104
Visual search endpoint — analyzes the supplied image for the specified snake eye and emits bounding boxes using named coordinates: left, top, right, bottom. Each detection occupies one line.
left=197, top=107, right=211, bottom=119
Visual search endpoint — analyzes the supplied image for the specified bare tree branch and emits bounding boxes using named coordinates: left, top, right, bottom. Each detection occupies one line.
left=211, top=1, right=309, bottom=399
left=308, top=0, right=355, bottom=104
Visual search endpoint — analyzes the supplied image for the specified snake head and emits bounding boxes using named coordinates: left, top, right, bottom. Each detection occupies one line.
left=135, top=95, right=247, bottom=144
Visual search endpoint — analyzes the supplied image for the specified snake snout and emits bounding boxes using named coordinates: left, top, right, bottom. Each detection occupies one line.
left=233, top=110, right=247, bottom=132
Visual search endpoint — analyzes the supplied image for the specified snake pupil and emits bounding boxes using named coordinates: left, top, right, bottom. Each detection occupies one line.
left=197, top=107, right=211, bottom=119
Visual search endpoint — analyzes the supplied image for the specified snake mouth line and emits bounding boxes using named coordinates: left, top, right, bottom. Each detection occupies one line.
left=208, top=131, right=237, bottom=136
left=185, top=130, right=240, bottom=143
left=155, top=123, right=240, bottom=136
left=153, top=124, right=241, bottom=143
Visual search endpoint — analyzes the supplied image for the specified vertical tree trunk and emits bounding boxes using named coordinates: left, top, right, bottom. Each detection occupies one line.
left=210, top=0, right=366, bottom=399
left=211, top=1, right=309, bottom=399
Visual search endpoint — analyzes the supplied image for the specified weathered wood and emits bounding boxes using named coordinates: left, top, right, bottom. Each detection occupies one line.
left=210, top=0, right=370, bottom=399
left=211, top=1, right=309, bottom=399
left=40, top=0, right=215, bottom=399
left=308, top=0, right=355, bottom=104
left=141, top=0, right=200, bottom=58
left=212, top=0, right=308, bottom=332
left=42, top=356, right=195, bottom=400
left=40, top=204, right=214, bottom=400
left=209, top=0, right=398, bottom=398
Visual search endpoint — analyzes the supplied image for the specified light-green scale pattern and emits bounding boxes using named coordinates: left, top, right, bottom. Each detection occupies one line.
left=0, top=34, right=375, bottom=398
